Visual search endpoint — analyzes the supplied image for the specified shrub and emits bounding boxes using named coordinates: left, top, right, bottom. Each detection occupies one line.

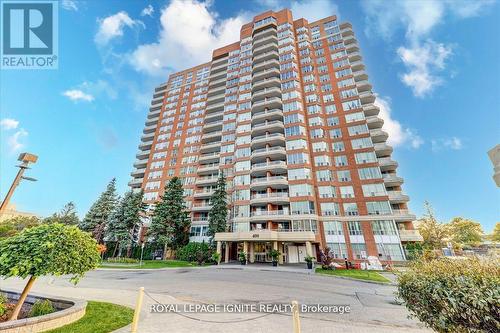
left=238, top=251, right=246, bottom=263
left=176, top=242, right=212, bottom=264
left=0, top=294, right=7, bottom=316
left=29, top=299, right=55, bottom=317
left=106, top=257, right=139, bottom=264
left=396, top=257, right=500, bottom=333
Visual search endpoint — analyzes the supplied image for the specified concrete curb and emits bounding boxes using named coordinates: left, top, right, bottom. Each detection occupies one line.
left=314, top=273, right=397, bottom=286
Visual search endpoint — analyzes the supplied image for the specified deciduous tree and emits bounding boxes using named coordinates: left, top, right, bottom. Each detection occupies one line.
left=448, top=217, right=483, bottom=248
left=416, top=202, right=449, bottom=249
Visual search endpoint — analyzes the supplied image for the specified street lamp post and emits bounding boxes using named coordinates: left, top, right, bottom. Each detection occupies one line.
left=0, top=152, right=38, bottom=214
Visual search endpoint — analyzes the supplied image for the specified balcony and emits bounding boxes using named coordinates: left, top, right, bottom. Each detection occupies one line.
left=252, top=109, right=283, bottom=122
left=353, top=68, right=368, bottom=81
left=203, top=121, right=222, bottom=132
left=374, top=142, right=393, bottom=156
left=205, top=101, right=224, bottom=113
left=252, top=68, right=280, bottom=82
left=253, top=42, right=278, bottom=57
left=253, top=26, right=277, bottom=40
left=130, top=168, right=146, bottom=177
left=252, top=87, right=281, bottom=101
left=133, top=159, right=147, bottom=169
left=210, top=61, right=228, bottom=74
left=393, top=209, right=417, bottom=222
left=193, top=190, right=215, bottom=199
left=383, top=174, right=404, bottom=186
left=250, top=192, right=289, bottom=205
left=197, top=163, right=220, bottom=175
left=363, top=104, right=380, bottom=117
left=350, top=60, right=365, bottom=72
left=370, top=129, right=389, bottom=143
left=399, top=229, right=423, bottom=242
left=139, top=141, right=153, bottom=151
left=199, top=152, right=220, bottom=163
left=366, top=116, right=384, bottom=129
left=251, top=161, right=287, bottom=174
left=136, top=150, right=150, bottom=159
left=250, top=176, right=288, bottom=190
left=388, top=190, right=410, bottom=203
left=253, top=59, right=280, bottom=73
left=253, top=35, right=278, bottom=48
left=251, top=120, right=284, bottom=136
left=250, top=210, right=291, bottom=222
left=251, top=133, right=285, bottom=148
left=252, top=97, right=282, bottom=113
left=253, top=50, right=279, bottom=64
left=128, top=178, right=143, bottom=188
left=348, top=50, right=362, bottom=62
left=191, top=202, right=212, bottom=212
left=205, top=110, right=224, bottom=122
left=252, top=77, right=281, bottom=91
left=206, top=92, right=225, bottom=104
left=208, top=77, right=226, bottom=89
left=359, top=91, right=376, bottom=104
left=378, top=157, right=398, bottom=171
left=251, top=146, right=286, bottom=160
left=140, top=132, right=154, bottom=142
left=200, top=141, right=221, bottom=153
left=356, top=79, right=372, bottom=93
left=207, top=84, right=225, bottom=97
left=148, top=107, right=161, bottom=118
left=143, top=124, right=157, bottom=134
left=210, top=69, right=226, bottom=82
left=195, top=176, right=219, bottom=185
left=343, top=35, right=357, bottom=45
left=151, top=96, right=163, bottom=106
left=214, top=229, right=316, bottom=242
left=202, top=131, right=222, bottom=141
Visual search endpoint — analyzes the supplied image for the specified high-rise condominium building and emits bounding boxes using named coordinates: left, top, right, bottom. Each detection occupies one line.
left=129, top=9, right=422, bottom=264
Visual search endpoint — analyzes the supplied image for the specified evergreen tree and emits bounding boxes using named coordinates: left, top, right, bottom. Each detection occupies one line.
left=79, top=178, right=118, bottom=243
left=207, top=173, right=228, bottom=244
left=148, top=177, right=190, bottom=254
left=107, top=190, right=147, bottom=257
left=44, top=202, right=79, bottom=225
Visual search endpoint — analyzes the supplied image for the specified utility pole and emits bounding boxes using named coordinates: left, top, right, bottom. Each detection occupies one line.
left=0, top=153, right=38, bottom=214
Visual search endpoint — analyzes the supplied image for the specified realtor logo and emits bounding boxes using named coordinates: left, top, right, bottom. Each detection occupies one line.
left=1, top=1, right=58, bottom=69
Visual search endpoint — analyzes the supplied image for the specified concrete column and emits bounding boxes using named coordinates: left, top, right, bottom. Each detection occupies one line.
left=278, top=242, right=284, bottom=264
left=249, top=242, right=255, bottom=263
left=225, top=242, right=230, bottom=263
left=243, top=241, right=248, bottom=263
left=273, top=241, right=278, bottom=251
left=216, top=241, right=222, bottom=264
left=305, top=241, right=313, bottom=258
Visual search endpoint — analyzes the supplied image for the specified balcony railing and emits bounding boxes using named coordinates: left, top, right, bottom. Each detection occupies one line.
left=251, top=192, right=289, bottom=199
left=251, top=176, right=287, bottom=183
left=252, top=161, right=286, bottom=169
left=250, top=210, right=288, bottom=217
left=252, top=146, right=285, bottom=154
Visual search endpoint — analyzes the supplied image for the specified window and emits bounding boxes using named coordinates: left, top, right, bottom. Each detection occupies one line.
left=288, top=168, right=311, bottom=180
left=362, top=184, right=386, bottom=197
left=289, top=184, right=314, bottom=196
left=292, top=220, right=318, bottom=232
left=332, top=142, right=345, bottom=152
left=314, top=155, right=331, bottom=166
left=285, top=125, right=306, bottom=137
left=342, top=99, right=362, bottom=111
left=351, top=137, right=373, bottom=149
left=308, top=116, right=323, bottom=126
left=284, top=113, right=304, bottom=124
left=345, top=112, right=364, bottom=123
left=351, top=243, right=367, bottom=259
left=320, top=202, right=340, bottom=216
left=234, top=160, right=251, bottom=171
left=324, top=221, right=344, bottom=235
left=329, top=128, right=342, bottom=138
left=358, top=167, right=382, bottom=180
left=334, top=155, right=348, bottom=167
left=291, top=201, right=315, bottom=214
left=371, top=220, right=397, bottom=236
left=318, top=186, right=336, bottom=198
left=327, top=116, right=339, bottom=126
left=348, top=221, right=362, bottom=235
left=340, top=186, right=354, bottom=198
left=312, top=141, right=328, bottom=152
left=316, top=170, right=333, bottom=182
left=376, top=243, right=404, bottom=261
left=355, top=152, right=377, bottom=164
left=344, top=203, right=359, bottom=216
left=310, top=128, right=324, bottom=138
left=327, top=243, right=348, bottom=259
left=348, top=124, right=369, bottom=136
left=366, top=201, right=392, bottom=215
left=286, top=139, right=307, bottom=150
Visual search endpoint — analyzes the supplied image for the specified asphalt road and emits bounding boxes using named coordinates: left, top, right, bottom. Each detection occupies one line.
left=0, top=266, right=430, bottom=333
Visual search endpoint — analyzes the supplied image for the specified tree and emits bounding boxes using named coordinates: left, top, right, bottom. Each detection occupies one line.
left=44, top=202, right=80, bottom=225
left=416, top=202, right=448, bottom=249
left=148, top=177, right=190, bottom=256
left=207, top=173, right=228, bottom=244
left=489, top=222, right=500, bottom=243
left=0, top=216, right=40, bottom=240
left=106, top=190, right=146, bottom=257
left=448, top=217, right=484, bottom=249
left=79, top=178, right=118, bottom=243
left=0, top=223, right=100, bottom=320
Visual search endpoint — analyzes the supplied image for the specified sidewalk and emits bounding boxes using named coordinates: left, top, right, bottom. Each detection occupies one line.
left=215, top=262, right=315, bottom=275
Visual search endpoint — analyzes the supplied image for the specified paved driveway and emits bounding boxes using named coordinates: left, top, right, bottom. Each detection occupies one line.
left=0, top=266, right=430, bottom=333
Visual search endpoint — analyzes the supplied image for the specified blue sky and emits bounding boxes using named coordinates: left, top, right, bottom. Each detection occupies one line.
left=1, top=0, right=499, bottom=232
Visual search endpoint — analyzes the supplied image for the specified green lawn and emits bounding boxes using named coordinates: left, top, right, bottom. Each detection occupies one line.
left=45, top=301, right=133, bottom=333
left=315, top=268, right=391, bottom=283
left=99, top=259, right=206, bottom=269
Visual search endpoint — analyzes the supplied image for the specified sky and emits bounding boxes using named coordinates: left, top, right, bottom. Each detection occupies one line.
left=0, top=0, right=499, bottom=232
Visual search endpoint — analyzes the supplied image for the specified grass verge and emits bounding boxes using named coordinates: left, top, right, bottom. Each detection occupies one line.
left=99, top=259, right=207, bottom=269
left=45, top=301, right=133, bottom=333
left=315, top=268, right=391, bottom=283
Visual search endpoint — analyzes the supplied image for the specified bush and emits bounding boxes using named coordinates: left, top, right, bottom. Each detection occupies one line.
left=106, top=257, right=139, bottom=264
left=397, top=257, right=500, bottom=333
left=176, top=242, right=212, bottom=265
left=29, top=299, right=55, bottom=317
left=0, top=293, right=7, bottom=316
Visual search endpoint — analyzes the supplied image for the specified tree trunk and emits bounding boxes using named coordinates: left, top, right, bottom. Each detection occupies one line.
left=8, top=275, right=37, bottom=321
left=112, top=241, right=119, bottom=258
left=163, top=244, right=168, bottom=260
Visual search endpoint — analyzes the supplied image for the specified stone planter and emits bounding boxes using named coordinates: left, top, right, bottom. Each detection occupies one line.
left=0, top=289, right=87, bottom=333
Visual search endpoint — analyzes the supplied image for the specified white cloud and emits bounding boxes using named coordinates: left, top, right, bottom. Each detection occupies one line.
left=361, top=0, right=494, bottom=97
left=61, top=0, right=78, bottom=11
left=431, top=137, right=463, bottom=152
left=397, top=41, right=453, bottom=97
left=1, top=118, right=19, bottom=130
left=62, top=89, right=94, bottom=102
left=80, top=80, right=118, bottom=100
left=290, top=0, right=339, bottom=22
left=129, top=0, right=251, bottom=76
left=7, top=129, right=28, bottom=153
left=95, top=11, right=143, bottom=46
left=374, top=95, right=423, bottom=149
left=141, top=4, right=154, bottom=17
